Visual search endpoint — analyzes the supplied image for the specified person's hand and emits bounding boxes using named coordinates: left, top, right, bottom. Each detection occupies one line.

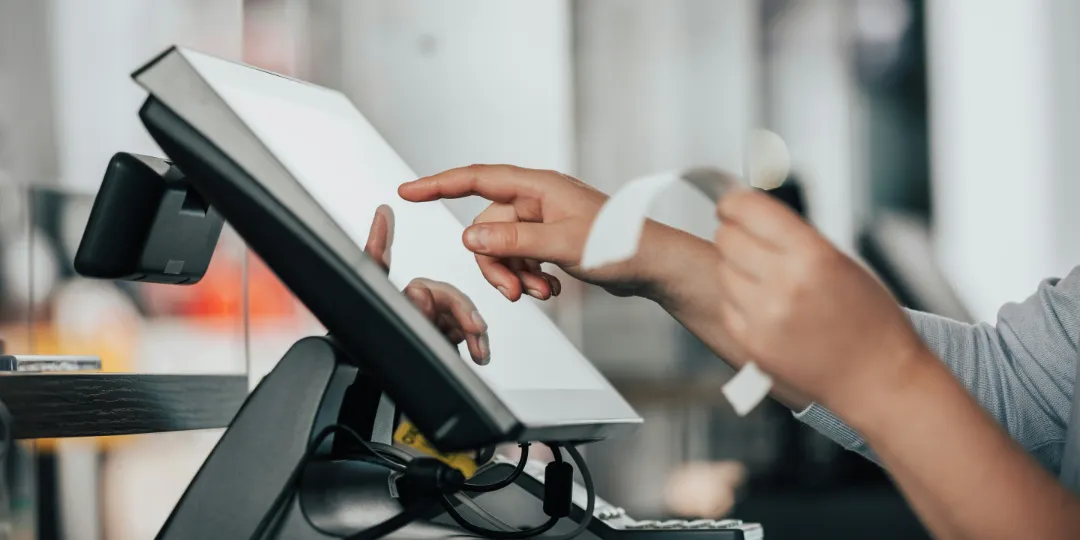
left=711, top=189, right=929, bottom=411
left=398, top=165, right=670, bottom=301
left=365, top=205, right=490, bottom=364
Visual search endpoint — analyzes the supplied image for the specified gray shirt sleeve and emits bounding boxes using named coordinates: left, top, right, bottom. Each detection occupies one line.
left=795, top=266, right=1080, bottom=472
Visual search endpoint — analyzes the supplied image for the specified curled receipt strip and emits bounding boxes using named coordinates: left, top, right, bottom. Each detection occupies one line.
left=579, top=169, right=743, bottom=270
left=580, top=129, right=790, bottom=416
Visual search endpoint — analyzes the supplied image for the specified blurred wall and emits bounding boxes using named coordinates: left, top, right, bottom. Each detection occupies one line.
left=303, top=0, right=581, bottom=337
left=0, top=0, right=242, bottom=192
left=312, top=0, right=576, bottom=223
left=1046, top=0, right=1080, bottom=286
left=927, top=0, right=1080, bottom=321
left=0, top=1, right=58, bottom=188
left=766, top=0, right=862, bottom=254
left=575, top=0, right=760, bottom=375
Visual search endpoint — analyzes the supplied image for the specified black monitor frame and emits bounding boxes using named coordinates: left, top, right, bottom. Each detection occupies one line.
left=139, top=96, right=635, bottom=450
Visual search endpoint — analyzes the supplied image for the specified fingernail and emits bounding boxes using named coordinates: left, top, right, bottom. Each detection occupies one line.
left=526, top=289, right=544, bottom=300
left=471, top=311, right=488, bottom=332
left=497, top=286, right=511, bottom=300
left=477, top=333, right=491, bottom=365
left=465, top=227, right=488, bottom=250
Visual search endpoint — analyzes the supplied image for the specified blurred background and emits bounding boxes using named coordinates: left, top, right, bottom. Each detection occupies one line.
left=1, top=0, right=1079, bottom=539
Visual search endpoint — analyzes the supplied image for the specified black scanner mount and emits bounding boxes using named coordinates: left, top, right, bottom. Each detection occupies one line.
left=75, top=152, right=223, bottom=285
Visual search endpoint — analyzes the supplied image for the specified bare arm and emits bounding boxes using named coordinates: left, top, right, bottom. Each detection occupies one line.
left=799, top=290, right=1076, bottom=469
left=849, top=352, right=1080, bottom=539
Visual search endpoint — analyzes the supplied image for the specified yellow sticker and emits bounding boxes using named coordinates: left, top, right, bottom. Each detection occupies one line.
left=394, top=420, right=478, bottom=478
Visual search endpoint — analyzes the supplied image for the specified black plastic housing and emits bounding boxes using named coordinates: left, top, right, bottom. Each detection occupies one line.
left=74, top=152, right=224, bottom=284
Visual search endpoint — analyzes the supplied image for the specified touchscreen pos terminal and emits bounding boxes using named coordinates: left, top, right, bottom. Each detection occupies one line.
left=109, top=47, right=760, bottom=539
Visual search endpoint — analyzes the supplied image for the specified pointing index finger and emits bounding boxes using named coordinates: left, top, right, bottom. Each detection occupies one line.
left=398, top=164, right=541, bottom=203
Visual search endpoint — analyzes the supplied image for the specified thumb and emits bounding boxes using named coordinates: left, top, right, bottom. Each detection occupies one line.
left=462, top=221, right=581, bottom=264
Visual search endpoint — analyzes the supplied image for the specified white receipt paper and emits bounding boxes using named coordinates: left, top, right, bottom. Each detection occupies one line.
left=580, top=130, right=790, bottom=416
left=721, top=362, right=774, bottom=416
left=579, top=168, right=743, bottom=270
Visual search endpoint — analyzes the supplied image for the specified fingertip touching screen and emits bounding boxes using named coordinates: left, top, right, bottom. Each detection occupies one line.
left=168, top=49, right=636, bottom=430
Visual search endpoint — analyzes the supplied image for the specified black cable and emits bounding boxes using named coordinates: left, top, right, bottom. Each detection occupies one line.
left=543, top=445, right=595, bottom=540
left=250, top=424, right=405, bottom=540
left=370, top=442, right=595, bottom=540
left=440, top=497, right=559, bottom=539
left=442, top=443, right=596, bottom=540
left=368, top=441, right=538, bottom=535
left=463, top=443, right=530, bottom=492
left=331, top=425, right=408, bottom=473
left=347, top=441, right=412, bottom=469
left=548, top=443, right=563, bottom=463
left=253, top=433, right=594, bottom=540
left=365, top=442, right=522, bottom=533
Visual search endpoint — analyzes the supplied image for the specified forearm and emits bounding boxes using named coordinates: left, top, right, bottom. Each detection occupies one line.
left=840, top=350, right=1080, bottom=540
left=798, top=298, right=1076, bottom=469
left=637, top=222, right=812, bottom=410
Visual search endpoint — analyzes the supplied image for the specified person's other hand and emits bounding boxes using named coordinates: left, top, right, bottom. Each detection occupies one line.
left=712, top=189, right=928, bottom=411
left=398, top=165, right=660, bottom=301
left=365, top=205, right=490, bottom=364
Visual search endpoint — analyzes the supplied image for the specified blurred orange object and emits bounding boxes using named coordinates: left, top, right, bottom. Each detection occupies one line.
left=144, top=244, right=299, bottom=323
left=244, top=251, right=301, bottom=320
left=176, top=245, right=244, bottom=320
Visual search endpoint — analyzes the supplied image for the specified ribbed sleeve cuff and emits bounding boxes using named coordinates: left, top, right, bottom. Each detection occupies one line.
left=793, top=403, right=868, bottom=451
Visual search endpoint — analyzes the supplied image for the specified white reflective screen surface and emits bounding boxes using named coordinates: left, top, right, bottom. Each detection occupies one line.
left=182, top=50, right=608, bottom=394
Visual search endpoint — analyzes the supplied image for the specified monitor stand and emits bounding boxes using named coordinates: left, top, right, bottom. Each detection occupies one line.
left=152, top=335, right=764, bottom=540
left=151, top=338, right=765, bottom=540
left=155, top=335, right=465, bottom=539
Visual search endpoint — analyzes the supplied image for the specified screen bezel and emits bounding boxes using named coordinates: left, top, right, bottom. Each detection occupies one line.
left=139, top=91, right=638, bottom=449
